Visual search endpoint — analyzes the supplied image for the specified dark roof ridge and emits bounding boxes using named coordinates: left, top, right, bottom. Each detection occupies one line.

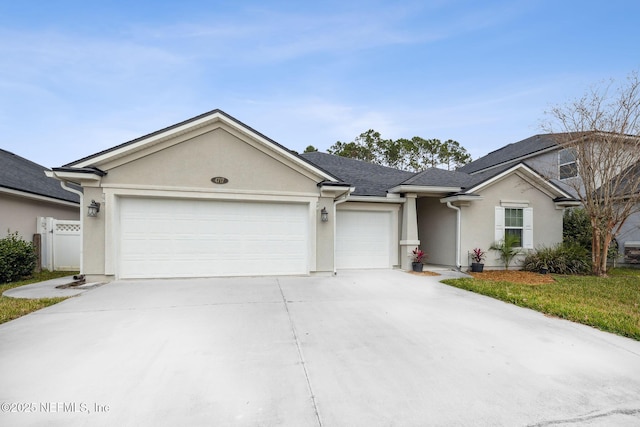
left=481, top=133, right=554, bottom=156
left=304, top=151, right=417, bottom=172
left=65, top=109, right=229, bottom=166
left=458, top=133, right=563, bottom=174
left=0, top=148, right=81, bottom=203
left=458, top=131, right=628, bottom=175
left=1, top=148, right=53, bottom=171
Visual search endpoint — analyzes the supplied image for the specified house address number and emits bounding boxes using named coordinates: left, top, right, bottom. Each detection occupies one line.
left=211, top=177, right=229, bottom=184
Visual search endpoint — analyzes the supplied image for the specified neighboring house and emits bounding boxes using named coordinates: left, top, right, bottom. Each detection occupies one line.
left=458, top=133, right=640, bottom=264
left=48, top=110, right=577, bottom=282
left=0, top=149, right=80, bottom=241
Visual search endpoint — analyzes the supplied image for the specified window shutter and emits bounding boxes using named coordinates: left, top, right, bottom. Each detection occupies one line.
left=523, top=207, right=533, bottom=249
left=495, top=207, right=505, bottom=242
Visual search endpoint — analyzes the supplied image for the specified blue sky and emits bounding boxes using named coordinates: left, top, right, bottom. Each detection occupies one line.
left=1, top=0, right=639, bottom=168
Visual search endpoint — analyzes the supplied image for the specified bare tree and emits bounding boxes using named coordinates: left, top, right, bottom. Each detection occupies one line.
left=544, top=71, right=640, bottom=276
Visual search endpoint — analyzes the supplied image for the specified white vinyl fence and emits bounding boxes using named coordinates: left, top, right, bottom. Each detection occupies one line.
left=37, top=217, right=81, bottom=271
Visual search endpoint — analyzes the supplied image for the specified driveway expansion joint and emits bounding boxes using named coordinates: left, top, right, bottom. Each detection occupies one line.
left=276, top=278, right=323, bottom=427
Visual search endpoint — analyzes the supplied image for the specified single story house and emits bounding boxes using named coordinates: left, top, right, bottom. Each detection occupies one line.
left=0, top=149, right=80, bottom=241
left=48, top=110, right=577, bottom=282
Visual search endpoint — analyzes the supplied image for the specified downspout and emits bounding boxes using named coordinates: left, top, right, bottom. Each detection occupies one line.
left=446, top=202, right=461, bottom=270
left=59, top=181, right=84, bottom=275
left=333, top=192, right=351, bottom=275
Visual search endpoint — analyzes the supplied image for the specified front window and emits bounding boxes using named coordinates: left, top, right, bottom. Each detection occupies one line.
left=504, top=208, right=523, bottom=247
left=559, top=148, right=577, bottom=179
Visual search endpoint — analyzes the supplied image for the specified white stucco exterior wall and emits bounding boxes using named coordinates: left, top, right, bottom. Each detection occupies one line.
left=0, top=193, right=79, bottom=241
left=459, top=173, right=564, bottom=270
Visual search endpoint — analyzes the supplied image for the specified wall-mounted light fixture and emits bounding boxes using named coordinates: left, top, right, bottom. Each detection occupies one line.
left=87, top=200, right=101, bottom=217
left=321, top=207, right=329, bottom=222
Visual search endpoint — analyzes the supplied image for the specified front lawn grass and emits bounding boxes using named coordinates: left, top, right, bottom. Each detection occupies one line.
left=0, top=270, right=76, bottom=325
left=441, top=268, right=640, bottom=340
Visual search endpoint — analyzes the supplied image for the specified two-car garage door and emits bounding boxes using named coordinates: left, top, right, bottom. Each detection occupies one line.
left=118, top=198, right=309, bottom=279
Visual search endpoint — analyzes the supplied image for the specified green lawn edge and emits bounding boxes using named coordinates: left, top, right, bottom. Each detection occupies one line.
left=0, top=271, right=77, bottom=325
left=441, top=268, right=640, bottom=341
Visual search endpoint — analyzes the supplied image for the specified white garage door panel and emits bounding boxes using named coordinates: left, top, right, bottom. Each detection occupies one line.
left=119, top=198, right=308, bottom=278
left=336, top=210, right=392, bottom=269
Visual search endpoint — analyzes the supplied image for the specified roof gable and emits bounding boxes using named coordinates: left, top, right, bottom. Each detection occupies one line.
left=465, top=162, right=572, bottom=199
left=63, top=109, right=338, bottom=183
left=0, top=149, right=80, bottom=203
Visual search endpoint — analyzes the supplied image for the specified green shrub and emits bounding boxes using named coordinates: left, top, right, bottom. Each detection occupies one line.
left=563, top=208, right=592, bottom=250
left=522, top=243, right=591, bottom=275
left=0, top=232, right=37, bottom=283
left=489, top=233, right=521, bottom=270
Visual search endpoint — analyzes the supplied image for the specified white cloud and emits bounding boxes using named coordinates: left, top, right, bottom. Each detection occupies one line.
left=118, top=2, right=511, bottom=65
left=0, top=0, right=627, bottom=168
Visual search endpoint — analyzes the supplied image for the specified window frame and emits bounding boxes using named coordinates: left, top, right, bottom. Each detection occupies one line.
left=495, top=205, right=533, bottom=249
left=558, top=148, right=578, bottom=180
left=504, top=208, right=524, bottom=247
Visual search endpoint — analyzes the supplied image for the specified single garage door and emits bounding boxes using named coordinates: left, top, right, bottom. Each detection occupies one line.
left=336, top=209, right=393, bottom=269
left=119, top=198, right=309, bottom=278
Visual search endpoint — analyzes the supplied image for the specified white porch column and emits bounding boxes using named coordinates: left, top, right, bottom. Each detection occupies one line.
left=400, top=193, right=420, bottom=270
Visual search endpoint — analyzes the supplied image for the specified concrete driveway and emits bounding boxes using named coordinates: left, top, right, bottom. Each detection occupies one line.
left=1, top=270, right=639, bottom=426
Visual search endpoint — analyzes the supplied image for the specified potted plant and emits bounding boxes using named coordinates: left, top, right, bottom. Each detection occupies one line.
left=470, top=248, right=486, bottom=272
left=411, top=247, right=427, bottom=272
left=539, top=263, right=549, bottom=275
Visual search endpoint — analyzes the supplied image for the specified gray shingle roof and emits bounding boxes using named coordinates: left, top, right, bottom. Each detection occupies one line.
left=400, top=167, right=478, bottom=188
left=300, top=152, right=414, bottom=196
left=301, top=151, right=571, bottom=201
left=301, top=152, right=506, bottom=196
left=0, top=149, right=81, bottom=203
left=458, top=133, right=563, bottom=174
